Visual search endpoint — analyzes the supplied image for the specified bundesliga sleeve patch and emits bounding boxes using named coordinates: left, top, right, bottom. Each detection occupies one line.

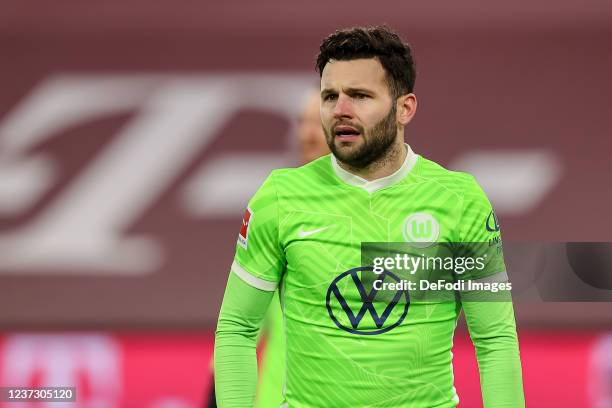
left=237, top=207, right=252, bottom=249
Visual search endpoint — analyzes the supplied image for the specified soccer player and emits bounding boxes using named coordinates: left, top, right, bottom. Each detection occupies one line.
left=215, top=26, right=525, bottom=407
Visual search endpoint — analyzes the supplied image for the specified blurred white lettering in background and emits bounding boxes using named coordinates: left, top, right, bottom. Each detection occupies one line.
left=0, top=75, right=561, bottom=275
left=0, top=75, right=309, bottom=274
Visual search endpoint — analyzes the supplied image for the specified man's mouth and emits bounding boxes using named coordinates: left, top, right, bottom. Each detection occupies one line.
left=334, top=125, right=361, bottom=142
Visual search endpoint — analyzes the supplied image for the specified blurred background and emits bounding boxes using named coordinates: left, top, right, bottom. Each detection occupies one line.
left=0, top=0, right=611, bottom=406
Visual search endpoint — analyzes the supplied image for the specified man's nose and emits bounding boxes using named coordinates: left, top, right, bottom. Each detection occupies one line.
left=333, top=94, right=354, bottom=119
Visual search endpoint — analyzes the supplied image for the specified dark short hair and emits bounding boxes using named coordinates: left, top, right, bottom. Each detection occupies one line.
left=315, top=25, right=416, bottom=99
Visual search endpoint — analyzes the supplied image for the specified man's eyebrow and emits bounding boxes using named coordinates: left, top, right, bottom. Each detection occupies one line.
left=320, top=88, right=336, bottom=97
left=321, top=87, right=374, bottom=96
left=343, top=87, right=374, bottom=95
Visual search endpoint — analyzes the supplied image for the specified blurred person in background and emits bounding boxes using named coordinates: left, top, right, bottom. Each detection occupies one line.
left=208, top=89, right=329, bottom=408
left=255, top=89, right=330, bottom=408
left=215, top=25, right=524, bottom=407
left=297, top=89, right=332, bottom=165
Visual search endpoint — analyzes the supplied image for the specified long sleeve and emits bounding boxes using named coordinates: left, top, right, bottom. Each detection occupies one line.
left=215, top=172, right=285, bottom=407
left=214, top=271, right=275, bottom=408
left=457, top=175, right=525, bottom=406
left=463, top=299, right=524, bottom=407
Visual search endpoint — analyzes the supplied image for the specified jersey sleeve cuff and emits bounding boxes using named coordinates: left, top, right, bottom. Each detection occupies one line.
left=231, top=260, right=278, bottom=292
left=470, top=270, right=508, bottom=284
left=458, top=269, right=509, bottom=292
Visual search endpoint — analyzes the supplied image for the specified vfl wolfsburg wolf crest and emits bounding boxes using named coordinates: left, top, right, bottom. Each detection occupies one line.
left=402, top=212, right=440, bottom=247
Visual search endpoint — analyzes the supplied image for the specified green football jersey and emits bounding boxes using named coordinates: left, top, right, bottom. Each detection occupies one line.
left=228, top=145, right=520, bottom=408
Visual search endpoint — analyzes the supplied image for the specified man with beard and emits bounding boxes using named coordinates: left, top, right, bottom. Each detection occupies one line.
left=215, top=26, right=524, bottom=407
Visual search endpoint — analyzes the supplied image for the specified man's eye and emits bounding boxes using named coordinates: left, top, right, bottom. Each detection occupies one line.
left=324, top=94, right=337, bottom=101
left=355, top=93, right=368, bottom=99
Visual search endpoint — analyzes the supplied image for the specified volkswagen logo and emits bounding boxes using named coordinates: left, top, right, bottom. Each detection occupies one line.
left=326, top=266, right=410, bottom=335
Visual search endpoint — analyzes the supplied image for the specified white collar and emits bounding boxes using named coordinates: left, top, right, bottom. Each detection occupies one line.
left=331, top=144, right=418, bottom=193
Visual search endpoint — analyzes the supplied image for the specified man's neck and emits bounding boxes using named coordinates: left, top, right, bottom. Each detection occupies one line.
left=336, top=139, right=407, bottom=181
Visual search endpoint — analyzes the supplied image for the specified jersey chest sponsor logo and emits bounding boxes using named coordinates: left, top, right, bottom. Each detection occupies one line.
left=402, top=212, right=440, bottom=247
left=326, top=266, right=410, bottom=335
left=237, top=207, right=252, bottom=249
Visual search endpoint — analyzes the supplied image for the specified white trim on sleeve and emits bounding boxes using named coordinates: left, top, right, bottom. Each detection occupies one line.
left=458, top=270, right=510, bottom=294
left=470, top=270, right=508, bottom=284
left=231, top=260, right=278, bottom=292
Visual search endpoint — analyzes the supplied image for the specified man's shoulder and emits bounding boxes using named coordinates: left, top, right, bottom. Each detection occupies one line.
left=412, top=155, right=480, bottom=196
left=269, top=154, right=335, bottom=186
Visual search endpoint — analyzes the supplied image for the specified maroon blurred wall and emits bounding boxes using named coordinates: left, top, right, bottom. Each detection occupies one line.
left=0, top=0, right=611, bottom=328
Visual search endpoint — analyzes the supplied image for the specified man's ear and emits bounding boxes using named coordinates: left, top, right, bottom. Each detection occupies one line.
left=397, top=93, right=417, bottom=126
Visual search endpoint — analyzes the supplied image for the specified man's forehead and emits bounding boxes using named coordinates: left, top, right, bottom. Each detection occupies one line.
left=320, top=58, right=387, bottom=90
